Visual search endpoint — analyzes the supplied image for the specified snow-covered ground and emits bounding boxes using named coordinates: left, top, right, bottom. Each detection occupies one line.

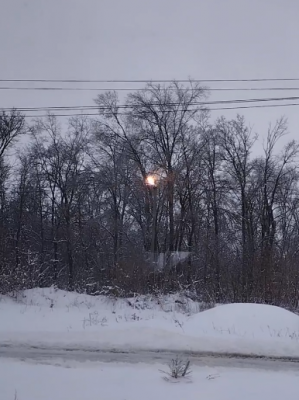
left=1, top=358, right=299, bottom=400
left=1, top=287, right=299, bottom=358
left=2, top=288, right=299, bottom=399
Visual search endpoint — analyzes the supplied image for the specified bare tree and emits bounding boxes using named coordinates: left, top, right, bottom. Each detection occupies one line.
left=216, top=115, right=257, bottom=300
left=255, top=118, right=299, bottom=303
left=127, top=82, right=207, bottom=254
left=0, top=110, right=25, bottom=158
left=29, top=115, right=90, bottom=290
left=0, top=110, right=25, bottom=293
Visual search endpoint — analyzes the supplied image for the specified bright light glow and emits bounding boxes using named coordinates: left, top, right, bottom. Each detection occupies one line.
left=145, top=175, right=156, bottom=187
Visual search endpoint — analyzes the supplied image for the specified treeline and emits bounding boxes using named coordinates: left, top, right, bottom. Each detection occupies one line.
left=1, top=82, right=299, bottom=307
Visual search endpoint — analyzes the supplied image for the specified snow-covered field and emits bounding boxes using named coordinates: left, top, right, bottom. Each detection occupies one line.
left=1, top=287, right=299, bottom=358
left=1, top=288, right=299, bottom=399
left=1, top=358, right=299, bottom=400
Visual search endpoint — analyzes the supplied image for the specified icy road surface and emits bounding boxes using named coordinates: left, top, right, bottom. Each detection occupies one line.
left=1, top=345, right=299, bottom=371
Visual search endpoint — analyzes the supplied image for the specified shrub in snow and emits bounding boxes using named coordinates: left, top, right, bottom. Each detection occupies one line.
left=160, top=356, right=192, bottom=380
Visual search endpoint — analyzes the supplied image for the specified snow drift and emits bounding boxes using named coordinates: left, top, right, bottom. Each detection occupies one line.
left=185, top=303, right=299, bottom=339
left=1, top=288, right=299, bottom=358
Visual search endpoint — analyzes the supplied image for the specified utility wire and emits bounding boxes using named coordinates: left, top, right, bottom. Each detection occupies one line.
left=1, top=78, right=299, bottom=83
left=21, top=102, right=299, bottom=118
left=2, top=86, right=299, bottom=92
left=3, top=95, right=299, bottom=113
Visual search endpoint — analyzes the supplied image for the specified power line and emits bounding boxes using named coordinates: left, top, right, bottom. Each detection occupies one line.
left=2, top=86, right=299, bottom=92
left=3, top=95, right=299, bottom=113
left=1, top=78, right=299, bottom=83
left=212, top=103, right=299, bottom=111
left=22, top=102, right=299, bottom=118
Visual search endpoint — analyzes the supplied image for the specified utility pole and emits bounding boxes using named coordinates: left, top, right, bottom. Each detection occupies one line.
left=151, top=184, right=157, bottom=261
left=145, top=174, right=158, bottom=263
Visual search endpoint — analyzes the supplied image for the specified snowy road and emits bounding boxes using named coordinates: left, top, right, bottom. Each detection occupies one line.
left=1, top=345, right=299, bottom=371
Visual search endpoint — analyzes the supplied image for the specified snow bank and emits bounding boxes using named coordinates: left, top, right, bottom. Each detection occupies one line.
left=185, top=303, right=299, bottom=339
left=1, top=288, right=299, bottom=358
left=1, top=286, right=202, bottom=314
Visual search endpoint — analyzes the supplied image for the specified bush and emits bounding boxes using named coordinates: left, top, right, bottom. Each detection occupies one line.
left=160, top=356, right=192, bottom=380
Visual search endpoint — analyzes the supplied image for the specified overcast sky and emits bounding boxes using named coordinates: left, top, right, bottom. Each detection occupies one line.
left=1, top=0, right=299, bottom=153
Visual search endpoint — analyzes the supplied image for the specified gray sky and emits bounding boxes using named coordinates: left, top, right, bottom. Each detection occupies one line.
left=1, top=0, right=299, bottom=152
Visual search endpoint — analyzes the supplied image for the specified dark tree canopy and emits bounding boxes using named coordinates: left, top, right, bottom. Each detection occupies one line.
left=1, top=83, right=299, bottom=308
